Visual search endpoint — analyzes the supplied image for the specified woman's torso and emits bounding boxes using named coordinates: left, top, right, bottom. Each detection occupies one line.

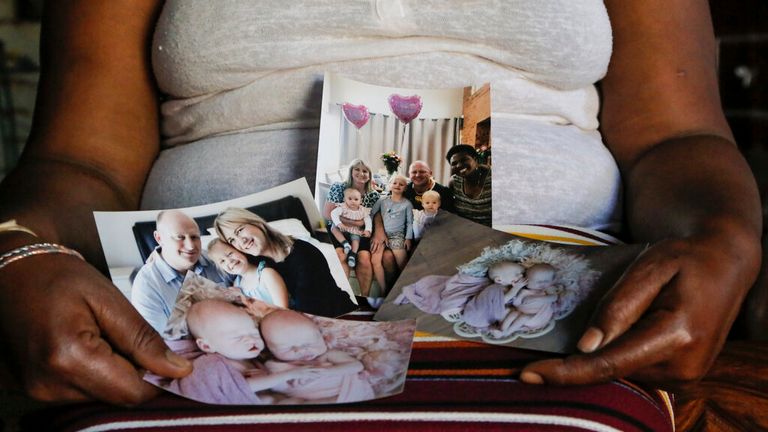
left=271, top=240, right=356, bottom=317
left=145, top=1, right=621, bottom=233
left=452, top=166, right=493, bottom=227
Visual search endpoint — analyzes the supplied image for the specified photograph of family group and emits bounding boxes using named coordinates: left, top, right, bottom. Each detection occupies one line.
left=315, top=73, right=493, bottom=300
left=142, top=273, right=416, bottom=406
left=374, top=211, right=647, bottom=354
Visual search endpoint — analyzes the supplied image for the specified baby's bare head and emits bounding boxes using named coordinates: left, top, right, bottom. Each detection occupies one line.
left=526, top=263, right=556, bottom=290
left=487, top=261, right=525, bottom=285
left=421, top=190, right=441, bottom=212
left=187, top=299, right=264, bottom=360
left=260, top=310, right=328, bottom=362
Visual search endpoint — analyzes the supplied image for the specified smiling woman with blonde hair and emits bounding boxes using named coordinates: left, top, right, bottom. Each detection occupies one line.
left=213, top=207, right=356, bottom=318
left=323, top=158, right=381, bottom=296
left=213, top=207, right=293, bottom=261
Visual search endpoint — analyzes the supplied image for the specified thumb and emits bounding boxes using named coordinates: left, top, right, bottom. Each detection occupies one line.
left=89, top=285, right=192, bottom=378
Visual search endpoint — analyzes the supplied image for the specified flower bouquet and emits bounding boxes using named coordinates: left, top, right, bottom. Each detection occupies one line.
left=381, top=151, right=403, bottom=175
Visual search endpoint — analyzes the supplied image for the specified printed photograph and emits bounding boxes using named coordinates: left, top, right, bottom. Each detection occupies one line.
left=93, top=179, right=358, bottom=334
left=374, top=211, right=647, bottom=354
left=144, top=273, right=417, bottom=406
left=315, top=73, right=492, bottom=300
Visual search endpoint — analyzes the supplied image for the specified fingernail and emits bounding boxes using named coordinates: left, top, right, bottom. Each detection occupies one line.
left=520, top=371, right=544, bottom=385
left=165, top=349, right=191, bottom=368
left=578, top=327, right=604, bottom=353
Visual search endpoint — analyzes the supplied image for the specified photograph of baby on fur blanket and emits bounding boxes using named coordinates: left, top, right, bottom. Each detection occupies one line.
left=396, top=241, right=599, bottom=344
left=375, top=211, right=647, bottom=354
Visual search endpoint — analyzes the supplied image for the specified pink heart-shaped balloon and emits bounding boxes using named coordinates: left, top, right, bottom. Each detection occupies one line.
left=388, top=94, right=422, bottom=125
left=342, top=103, right=371, bottom=129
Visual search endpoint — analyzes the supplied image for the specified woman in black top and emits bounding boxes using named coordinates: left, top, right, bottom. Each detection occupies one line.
left=214, top=207, right=357, bottom=317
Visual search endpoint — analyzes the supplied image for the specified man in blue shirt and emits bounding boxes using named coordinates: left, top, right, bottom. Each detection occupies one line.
left=131, top=209, right=225, bottom=333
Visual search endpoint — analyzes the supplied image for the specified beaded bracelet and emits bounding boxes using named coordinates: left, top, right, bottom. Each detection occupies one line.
left=0, top=242, right=84, bottom=271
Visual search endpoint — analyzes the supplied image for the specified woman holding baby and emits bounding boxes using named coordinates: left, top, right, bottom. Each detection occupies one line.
left=206, top=238, right=290, bottom=309
left=213, top=207, right=357, bottom=318
left=323, top=159, right=381, bottom=297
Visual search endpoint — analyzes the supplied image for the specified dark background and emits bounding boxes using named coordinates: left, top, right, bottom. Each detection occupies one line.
left=711, top=0, right=768, bottom=213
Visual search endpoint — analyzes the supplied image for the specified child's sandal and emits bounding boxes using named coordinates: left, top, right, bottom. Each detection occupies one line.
left=347, top=252, right=357, bottom=268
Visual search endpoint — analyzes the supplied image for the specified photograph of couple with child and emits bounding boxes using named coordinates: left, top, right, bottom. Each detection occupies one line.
left=144, top=273, right=416, bottom=406
left=94, top=180, right=358, bottom=334
left=315, top=73, right=493, bottom=300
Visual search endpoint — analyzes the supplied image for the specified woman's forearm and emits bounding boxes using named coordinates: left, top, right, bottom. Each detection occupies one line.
left=520, top=0, right=763, bottom=386
left=600, top=0, right=761, bottom=268
left=0, top=0, right=163, bottom=268
left=623, top=134, right=761, bottom=261
left=0, top=160, right=143, bottom=268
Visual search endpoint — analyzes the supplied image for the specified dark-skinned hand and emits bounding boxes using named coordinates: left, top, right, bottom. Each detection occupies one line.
left=0, top=253, right=192, bottom=405
left=520, top=231, right=758, bottom=387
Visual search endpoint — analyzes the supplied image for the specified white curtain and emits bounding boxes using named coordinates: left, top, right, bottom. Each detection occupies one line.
left=339, top=107, right=460, bottom=186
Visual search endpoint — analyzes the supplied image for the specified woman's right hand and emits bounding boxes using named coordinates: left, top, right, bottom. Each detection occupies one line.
left=0, top=253, right=192, bottom=404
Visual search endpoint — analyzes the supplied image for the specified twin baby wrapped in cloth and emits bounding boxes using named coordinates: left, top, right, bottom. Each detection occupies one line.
left=166, top=301, right=374, bottom=405
left=151, top=271, right=416, bottom=406
left=395, top=251, right=588, bottom=341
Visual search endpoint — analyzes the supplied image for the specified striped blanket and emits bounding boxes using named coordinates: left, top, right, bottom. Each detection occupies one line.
left=22, top=225, right=673, bottom=432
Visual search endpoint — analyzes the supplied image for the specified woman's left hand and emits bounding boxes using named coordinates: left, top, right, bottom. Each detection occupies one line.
left=520, top=228, right=760, bottom=386
left=530, top=0, right=763, bottom=387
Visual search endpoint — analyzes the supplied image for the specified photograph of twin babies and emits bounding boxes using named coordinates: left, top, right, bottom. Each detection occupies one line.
left=374, top=211, right=645, bottom=352
left=92, top=74, right=640, bottom=405
left=146, top=273, right=416, bottom=405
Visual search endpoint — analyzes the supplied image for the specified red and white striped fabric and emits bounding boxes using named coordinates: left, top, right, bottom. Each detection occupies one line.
left=23, top=337, right=673, bottom=432
left=23, top=226, right=674, bottom=432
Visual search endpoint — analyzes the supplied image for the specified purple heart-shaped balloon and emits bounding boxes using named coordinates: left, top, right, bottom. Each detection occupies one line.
left=388, top=94, right=423, bottom=125
left=342, top=103, right=371, bottom=129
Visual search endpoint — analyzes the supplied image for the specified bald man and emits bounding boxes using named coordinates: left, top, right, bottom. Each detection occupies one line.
left=131, top=210, right=225, bottom=332
left=403, top=161, right=454, bottom=212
